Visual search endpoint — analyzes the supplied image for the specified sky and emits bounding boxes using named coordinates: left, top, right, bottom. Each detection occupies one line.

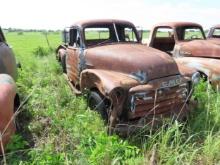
left=1, top=0, right=220, bottom=30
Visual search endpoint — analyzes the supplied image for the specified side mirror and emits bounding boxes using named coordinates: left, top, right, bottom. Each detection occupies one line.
left=62, top=30, right=69, bottom=44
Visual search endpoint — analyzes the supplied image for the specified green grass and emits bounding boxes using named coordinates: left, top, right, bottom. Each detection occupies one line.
left=2, top=32, right=220, bottom=164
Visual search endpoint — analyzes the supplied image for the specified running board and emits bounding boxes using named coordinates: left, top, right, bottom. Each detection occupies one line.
left=63, top=74, right=81, bottom=95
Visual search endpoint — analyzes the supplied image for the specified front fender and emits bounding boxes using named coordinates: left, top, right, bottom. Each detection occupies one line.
left=80, top=69, right=140, bottom=130
left=0, top=74, right=16, bottom=151
left=80, top=69, right=139, bottom=97
left=176, top=57, right=220, bottom=87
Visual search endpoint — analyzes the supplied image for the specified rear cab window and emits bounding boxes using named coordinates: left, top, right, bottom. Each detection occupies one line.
left=176, top=26, right=205, bottom=41
left=155, top=28, right=174, bottom=38
left=152, top=27, right=175, bottom=52
left=212, top=28, right=220, bottom=38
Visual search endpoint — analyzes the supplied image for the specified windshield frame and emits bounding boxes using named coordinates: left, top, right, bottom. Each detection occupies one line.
left=82, top=22, right=140, bottom=48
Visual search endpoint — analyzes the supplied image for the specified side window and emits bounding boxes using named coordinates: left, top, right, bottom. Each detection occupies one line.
left=85, top=28, right=110, bottom=40
left=115, top=24, right=138, bottom=42
left=124, top=27, right=137, bottom=42
left=69, top=28, right=81, bottom=47
left=155, top=28, right=174, bottom=38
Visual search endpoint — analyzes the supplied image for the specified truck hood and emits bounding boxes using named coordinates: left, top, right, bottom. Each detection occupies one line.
left=85, top=43, right=180, bottom=81
left=207, top=38, right=220, bottom=46
left=178, top=40, right=220, bottom=59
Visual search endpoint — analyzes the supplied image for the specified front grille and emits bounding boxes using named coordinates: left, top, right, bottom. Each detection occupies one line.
left=127, top=84, right=188, bottom=119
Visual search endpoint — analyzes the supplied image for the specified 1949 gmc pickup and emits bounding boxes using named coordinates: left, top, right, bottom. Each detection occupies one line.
left=0, top=27, right=19, bottom=152
left=148, top=22, right=220, bottom=90
left=56, top=19, right=200, bottom=134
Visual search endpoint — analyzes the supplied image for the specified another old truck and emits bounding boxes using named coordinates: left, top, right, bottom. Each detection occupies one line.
left=207, top=25, right=220, bottom=45
left=56, top=19, right=200, bottom=133
left=0, top=27, right=19, bottom=152
left=148, top=22, right=220, bottom=89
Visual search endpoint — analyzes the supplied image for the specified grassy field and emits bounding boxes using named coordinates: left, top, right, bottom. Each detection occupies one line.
left=2, top=31, right=220, bottom=164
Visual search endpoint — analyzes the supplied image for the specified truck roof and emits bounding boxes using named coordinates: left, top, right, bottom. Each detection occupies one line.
left=211, top=24, right=220, bottom=29
left=70, top=19, right=135, bottom=28
left=153, top=22, right=203, bottom=29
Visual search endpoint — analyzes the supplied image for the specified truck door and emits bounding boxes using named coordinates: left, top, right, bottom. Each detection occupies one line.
left=66, top=28, right=82, bottom=88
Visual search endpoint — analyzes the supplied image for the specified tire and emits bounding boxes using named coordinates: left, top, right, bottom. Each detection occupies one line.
left=61, top=54, right=67, bottom=73
left=14, top=93, right=20, bottom=112
left=88, top=91, right=108, bottom=120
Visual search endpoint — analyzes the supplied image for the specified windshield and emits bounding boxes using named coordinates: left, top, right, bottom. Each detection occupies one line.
left=84, top=23, right=138, bottom=47
left=176, top=26, right=205, bottom=41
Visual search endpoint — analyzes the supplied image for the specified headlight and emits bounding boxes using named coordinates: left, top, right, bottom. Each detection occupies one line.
left=192, top=72, right=200, bottom=85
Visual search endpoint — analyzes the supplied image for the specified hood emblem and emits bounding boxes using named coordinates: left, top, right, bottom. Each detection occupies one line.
left=130, top=70, right=148, bottom=84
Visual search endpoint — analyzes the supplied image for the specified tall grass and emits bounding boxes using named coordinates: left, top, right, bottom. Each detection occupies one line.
left=1, top=32, right=220, bottom=164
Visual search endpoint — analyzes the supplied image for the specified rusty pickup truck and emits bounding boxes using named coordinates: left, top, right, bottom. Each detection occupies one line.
left=148, top=22, right=220, bottom=89
left=0, top=27, right=19, bottom=152
left=56, top=19, right=199, bottom=134
left=207, top=25, right=220, bottom=46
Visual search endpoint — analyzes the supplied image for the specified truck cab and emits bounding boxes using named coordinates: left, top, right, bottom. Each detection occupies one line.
left=149, top=22, right=220, bottom=90
left=56, top=19, right=199, bottom=134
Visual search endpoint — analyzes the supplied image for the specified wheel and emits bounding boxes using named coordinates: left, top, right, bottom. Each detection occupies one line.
left=61, top=54, right=67, bottom=73
left=88, top=91, right=108, bottom=120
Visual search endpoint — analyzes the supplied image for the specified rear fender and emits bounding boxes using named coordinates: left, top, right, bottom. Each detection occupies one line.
left=56, top=45, right=67, bottom=61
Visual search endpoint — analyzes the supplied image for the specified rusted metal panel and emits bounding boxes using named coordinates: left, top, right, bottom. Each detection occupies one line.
left=152, top=22, right=203, bottom=30
left=85, top=44, right=180, bottom=81
left=176, top=57, right=220, bottom=88
left=207, top=25, right=220, bottom=46
left=71, top=19, right=136, bottom=29
left=0, top=74, right=16, bottom=153
left=149, top=22, right=220, bottom=90
left=57, top=19, right=197, bottom=134
left=66, top=47, right=80, bottom=85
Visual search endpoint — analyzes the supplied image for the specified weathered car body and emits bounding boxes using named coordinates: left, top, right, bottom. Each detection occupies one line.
left=0, top=28, right=17, bottom=80
left=207, top=25, right=220, bottom=46
left=0, top=74, right=16, bottom=152
left=148, top=22, right=220, bottom=89
left=56, top=19, right=199, bottom=133
left=0, top=27, right=18, bottom=152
